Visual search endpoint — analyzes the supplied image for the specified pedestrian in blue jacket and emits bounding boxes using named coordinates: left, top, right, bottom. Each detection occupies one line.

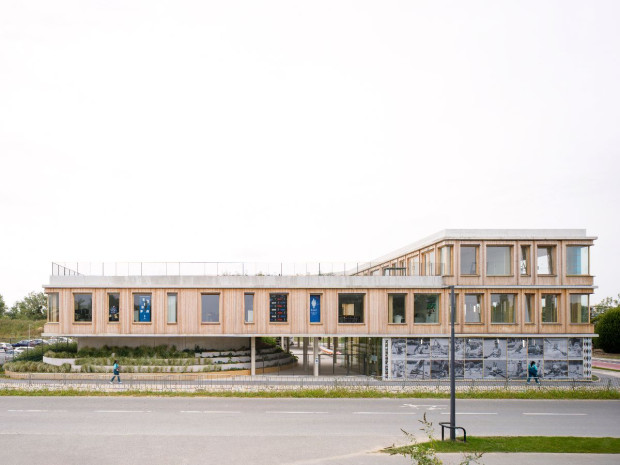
left=527, top=361, right=540, bottom=385
left=110, top=360, right=121, bottom=384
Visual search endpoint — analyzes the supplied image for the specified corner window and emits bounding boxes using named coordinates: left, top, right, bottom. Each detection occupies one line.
left=133, top=294, right=152, bottom=323
left=520, top=245, right=531, bottom=276
left=270, top=294, right=288, bottom=322
left=440, top=246, right=452, bottom=276
left=309, top=294, right=321, bottom=323
left=389, top=294, right=406, bottom=324
left=490, top=294, right=516, bottom=324
left=414, top=294, right=439, bottom=324
left=487, top=246, right=512, bottom=276
left=245, top=293, right=254, bottom=323
left=541, top=294, right=558, bottom=323
left=338, top=294, right=364, bottom=323
left=463, top=294, right=482, bottom=323
left=537, top=246, right=555, bottom=275
left=423, top=250, right=435, bottom=275
left=566, top=246, right=589, bottom=276
left=570, top=294, right=589, bottom=324
left=201, top=294, right=220, bottom=323
left=74, top=293, right=92, bottom=322
left=167, top=293, right=178, bottom=324
left=460, top=246, right=478, bottom=275
left=108, top=293, right=120, bottom=322
left=48, top=293, right=59, bottom=323
left=524, top=294, right=534, bottom=324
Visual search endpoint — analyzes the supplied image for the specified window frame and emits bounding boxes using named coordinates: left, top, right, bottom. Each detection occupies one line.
left=569, top=294, right=590, bottom=324
left=413, top=293, right=441, bottom=325
left=47, top=293, right=59, bottom=323
left=388, top=293, right=407, bottom=325
left=73, top=292, right=93, bottom=323
left=108, top=292, right=120, bottom=323
left=486, top=245, right=513, bottom=277
left=440, top=245, right=453, bottom=276
left=269, top=293, right=289, bottom=324
left=566, top=245, right=590, bottom=277
left=244, top=293, right=255, bottom=324
left=166, top=292, right=178, bottom=325
left=490, top=293, right=517, bottom=324
left=337, top=293, right=365, bottom=324
left=463, top=293, right=483, bottom=324
left=541, top=294, right=560, bottom=324
left=460, top=245, right=479, bottom=276
left=524, top=293, right=535, bottom=324
left=520, top=245, right=531, bottom=276
left=536, top=245, right=556, bottom=276
left=309, top=293, right=322, bottom=324
left=201, top=293, right=221, bottom=324
left=132, top=293, right=153, bottom=324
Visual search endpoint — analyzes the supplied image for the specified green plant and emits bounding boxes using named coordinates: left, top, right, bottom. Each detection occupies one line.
left=594, top=307, right=620, bottom=353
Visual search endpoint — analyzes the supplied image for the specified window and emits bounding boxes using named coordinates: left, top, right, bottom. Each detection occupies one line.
left=520, top=245, right=531, bottom=275
left=270, top=294, right=288, bottom=322
left=491, top=294, right=516, bottom=324
left=338, top=294, right=364, bottom=323
left=487, top=246, right=512, bottom=276
left=460, top=246, right=478, bottom=275
left=389, top=294, right=406, bottom=324
left=48, top=293, right=59, bottom=323
left=464, top=294, right=482, bottom=323
left=537, top=246, right=555, bottom=275
left=201, top=294, right=220, bottom=323
left=524, top=294, right=534, bottom=323
left=309, top=294, right=321, bottom=323
left=133, top=294, right=152, bottom=323
left=245, top=293, right=254, bottom=323
left=440, top=246, right=452, bottom=275
left=74, top=293, right=92, bottom=322
left=108, top=293, right=120, bottom=322
left=410, top=256, right=420, bottom=276
left=414, top=294, right=439, bottom=324
left=570, top=294, right=589, bottom=324
left=567, top=246, right=589, bottom=276
left=541, top=294, right=558, bottom=323
left=423, top=250, right=435, bottom=275
left=167, top=293, right=177, bottom=324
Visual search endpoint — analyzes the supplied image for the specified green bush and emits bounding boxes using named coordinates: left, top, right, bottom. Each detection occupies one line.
left=14, top=342, right=77, bottom=362
left=5, top=361, right=72, bottom=373
left=595, top=307, right=620, bottom=353
left=76, top=345, right=191, bottom=359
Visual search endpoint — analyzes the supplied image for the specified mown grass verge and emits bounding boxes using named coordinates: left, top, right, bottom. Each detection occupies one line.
left=593, top=366, right=620, bottom=373
left=0, top=387, right=618, bottom=399
left=385, top=436, right=620, bottom=455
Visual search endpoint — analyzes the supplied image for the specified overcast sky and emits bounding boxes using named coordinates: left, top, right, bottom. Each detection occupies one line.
left=1, top=1, right=619, bottom=307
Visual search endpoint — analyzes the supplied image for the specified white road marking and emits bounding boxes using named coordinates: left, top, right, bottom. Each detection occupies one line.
left=8, top=409, right=50, bottom=412
left=522, top=413, right=587, bottom=416
left=353, top=412, right=416, bottom=415
left=440, top=412, right=497, bottom=415
left=265, top=411, right=328, bottom=414
left=94, top=410, right=151, bottom=413
left=180, top=410, right=241, bottom=414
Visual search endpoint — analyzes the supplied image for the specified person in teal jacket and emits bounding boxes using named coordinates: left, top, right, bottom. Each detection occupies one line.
left=527, top=361, right=540, bottom=385
left=110, top=360, right=121, bottom=384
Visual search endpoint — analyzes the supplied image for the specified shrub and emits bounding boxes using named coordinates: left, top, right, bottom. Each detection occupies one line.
left=595, top=307, right=620, bottom=353
left=4, top=361, right=73, bottom=373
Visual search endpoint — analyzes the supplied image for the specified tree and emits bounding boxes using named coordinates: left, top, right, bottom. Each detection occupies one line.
left=592, top=294, right=620, bottom=321
left=594, top=307, right=620, bottom=353
left=9, top=292, right=47, bottom=320
left=0, top=294, right=6, bottom=317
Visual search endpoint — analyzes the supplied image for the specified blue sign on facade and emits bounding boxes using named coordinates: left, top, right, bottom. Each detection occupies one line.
left=309, top=294, right=320, bottom=323
left=139, top=296, right=151, bottom=322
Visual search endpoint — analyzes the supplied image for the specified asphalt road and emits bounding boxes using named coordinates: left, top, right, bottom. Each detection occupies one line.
left=0, top=397, right=618, bottom=465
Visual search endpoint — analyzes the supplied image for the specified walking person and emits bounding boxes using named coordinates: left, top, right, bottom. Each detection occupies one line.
left=527, top=361, right=540, bottom=385
left=110, top=360, right=121, bottom=384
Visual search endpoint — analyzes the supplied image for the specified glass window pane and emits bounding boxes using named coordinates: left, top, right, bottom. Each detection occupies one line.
left=389, top=294, right=406, bottom=323
left=541, top=294, right=558, bottom=323
left=487, top=246, right=511, bottom=276
left=245, top=293, right=254, bottom=323
left=309, top=294, right=321, bottom=323
left=167, top=293, right=177, bottom=324
left=424, top=251, right=435, bottom=275
left=270, top=294, right=288, bottom=322
left=440, top=246, right=452, bottom=275
left=537, top=246, right=554, bottom=275
left=201, top=294, right=220, bottom=323
left=567, top=246, right=589, bottom=275
left=410, top=256, right=420, bottom=276
left=524, top=294, right=534, bottom=323
left=48, top=293, right=59, bottom=323
left=460, top=246, right=478, bottom=275
left=464, top=294, right=481, bottom=323
left=570, top=294, right=589, bottom=324
left=74, top=294, right=92, bottom=322
left=338, top=294, right=364, bottom=323
left=108, top=293, right=120, bottom=322
left=133, top=294, right=152, bottom=322
left=520, top=246, right=530, bottom=275
left=491, top=294, right=515, bottom=323
left=414, top=294, right=439, bottom=324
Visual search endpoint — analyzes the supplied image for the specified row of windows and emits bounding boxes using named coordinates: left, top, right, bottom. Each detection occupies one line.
left=47, top=292, right=590, bottom=325
left=377, top=244, right=590, bottom=278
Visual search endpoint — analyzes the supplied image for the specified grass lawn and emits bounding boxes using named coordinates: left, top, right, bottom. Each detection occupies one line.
left=594, top=366, right=620, bottom=373
left=386, top=436, right=620, bottom=455
left=0, top=318, right=46, bottom=340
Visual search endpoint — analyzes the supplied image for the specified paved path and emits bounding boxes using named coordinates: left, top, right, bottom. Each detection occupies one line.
left=0, top=397, right=618, bottom=465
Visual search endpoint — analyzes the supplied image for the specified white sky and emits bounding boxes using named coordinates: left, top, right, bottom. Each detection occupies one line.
left=1, top=1, right=619, bottom=306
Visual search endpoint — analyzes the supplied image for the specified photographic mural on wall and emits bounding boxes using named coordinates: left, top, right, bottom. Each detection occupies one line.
left=385, top=337, right=588, bottom=380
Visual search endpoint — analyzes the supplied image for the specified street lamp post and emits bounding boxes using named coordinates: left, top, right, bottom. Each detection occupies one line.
left=449, top=285, right=456, bottom=440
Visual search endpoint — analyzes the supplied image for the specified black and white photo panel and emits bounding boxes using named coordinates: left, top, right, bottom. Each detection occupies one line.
left=431, top=338, right=449, bottom=359
left=528, top=338, right=544, bottom=357
left=484, top=338, right=506, bottom=360
left=465, top=338, right=483, bottom=359
left=507, top=338, right=527, bottom=359
left=464, top=360, right=483, bottom=378
left=454, top=360, right=465, bottom=378
left=568, top=338, right=583, bottom=359
left=391, top=360, right=406, bottom=379
left=454, top=338, right=465, bottom=359
left=568, top=360, right=583, bottom=378
left=407, top=338, right=430, bottom=359
left=544, top=360, right=568, bottom=378
left=407, top=359, right=430, bottom=380
left=431, top=360, right=450, bottom=379
left=392, top=338, right=406, bottom=359
left=544, top=338, right=568, bottom=359
left=484, top=360, right=507, bottom=379
left=507, top=360, right=528, bottom=378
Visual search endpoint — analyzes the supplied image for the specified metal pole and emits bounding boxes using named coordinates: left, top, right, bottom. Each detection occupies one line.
left=449, top=285, right=456, bottom=440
